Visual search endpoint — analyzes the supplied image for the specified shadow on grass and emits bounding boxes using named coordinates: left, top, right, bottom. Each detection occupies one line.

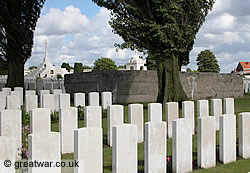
left=104, top=165, right=112, bottom=171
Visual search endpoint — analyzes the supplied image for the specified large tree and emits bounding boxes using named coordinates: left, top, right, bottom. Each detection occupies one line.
left=0, top=0, right=45, bottom=88
left=196, top=50, right=220, bottom=73
left=93, top=57, right=118, bottom=71
left=93, top=0, right=215, bottom=103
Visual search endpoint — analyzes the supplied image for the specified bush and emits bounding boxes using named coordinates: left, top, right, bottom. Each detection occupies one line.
left=77, top=105, right=84, bottom=120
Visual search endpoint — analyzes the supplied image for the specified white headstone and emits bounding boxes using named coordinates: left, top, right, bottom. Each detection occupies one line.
left=172, top=118, right=193, bottom=173
left=6, top=95, right=20, bottom=110
left=11, top=91, right=22, bottom=107
left=59, top=107, right=78, bottom=154
left=165, top=102, right=178, bottom=138
left=28, top=132, right=61, bottom=173
left=0, top=92, right=6, bottom=110
left=239, top=113, right=250, bottom=159
left=101, top=92, right=112, bottom=110
left=25, top=95, right=38, bottom=112
left=42, top=94, right=54, bottom=113
left=211, top=99, right=222, bottom=130
left=39, top=90, right=49, bottom=107
left=30, top=108, right=51, bottom=134
left=128, top=104, right=144, bottom=143
left=148, top=103, right=162, bottom=122
left=2, top=87, right=11, bottom=98
left=14, top=87, right=23, bottom=105
left=88, top=92, right=99, bottom=106
left=84, top=106, right=102, bottom=128
left=25, top=90, right=36, bottom=96
left=112, top=124, right=137, bottom=173
left=0, top=110, right=22, bottom=160
left=198, top=116, right=216, bottom=168
left=59, top=93, right=70, bottom=109
left=145, top=121, right=166, bottom=173
left=107, top=105, right=124, bottom=146
left=197, top=100, right=209, bottom=117
left=74, top=93, right=85, bottom=107
left=182, top=101, right=195, bottom=134
left=74, top=128, right=102, bottom=173
left=0, top=137, right=15, bottom=173
left=219, top=114, right=236, bottom=164
left=223, top=98, right=234, bottom=115
left=53, top=89, right=62, bottom=112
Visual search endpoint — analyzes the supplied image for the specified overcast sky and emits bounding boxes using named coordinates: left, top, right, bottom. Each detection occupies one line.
left=26, top=0, right=250, bottom=73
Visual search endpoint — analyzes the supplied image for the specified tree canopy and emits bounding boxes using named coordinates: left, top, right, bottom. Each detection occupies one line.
left=196, top=50, right=220, bottom=73
left=146, top=52, right=157, bottom=70
left=93, top=0, right=215, bottom=103
left=61, top=62, right=72, bottom=72
left=93, top=57, right=118, bottom=71
left=0, top=0, right=45, bottom=88
left=74, top=62, right=84, bottom=73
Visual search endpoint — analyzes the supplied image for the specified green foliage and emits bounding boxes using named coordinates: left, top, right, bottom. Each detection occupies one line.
left=83, top=65, right=91, bottom=69
left=51, top=112, right=59, bottom=123
left=118, top=65, right=126, bottom=68
left=102, top=109, right=107, bottom=118
left=0, top=69, right=8, bottom=75
left=146, top=52, right=157, bottom=70
left=93, top=0, right=214, bottom=62
left=56, top=74, right=63, bottom=80
left=28, top=66, right=37, bottom=70
left=21, top=106, right=30, bottom=158
left=61, top=62, right=72, bottom=72
left=21, top=105, right=30, bottom=126
left=93, top=57, right=118, bottom=71
left=186, top=68, right=193, bottom=72
left=74, top=62, right=84, bottom=73
left=77, top=105, right=84, bottom=121
left=196, top=50, right=220, bottom=73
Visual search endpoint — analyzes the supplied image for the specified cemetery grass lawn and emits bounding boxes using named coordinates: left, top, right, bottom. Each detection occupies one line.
left=51, top=94, right=250, bottom=173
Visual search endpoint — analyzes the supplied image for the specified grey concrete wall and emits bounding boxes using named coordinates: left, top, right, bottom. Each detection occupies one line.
left=64, top=71, right=158, bottom=103
left=64, top=71, right=243, bottom=104
left=180, top=72, right=243, bottom=100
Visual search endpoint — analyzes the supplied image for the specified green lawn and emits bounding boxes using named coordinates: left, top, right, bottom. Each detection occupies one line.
left=51, top=94, right=250, bottom=173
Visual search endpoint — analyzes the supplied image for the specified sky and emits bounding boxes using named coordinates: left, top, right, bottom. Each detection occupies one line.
left=26, top=0, right=250, bottom=73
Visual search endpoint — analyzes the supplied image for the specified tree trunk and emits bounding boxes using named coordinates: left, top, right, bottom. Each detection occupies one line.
left=156, top=53, right=187, bottom=103
left=6, top=59, right=24, bottom=89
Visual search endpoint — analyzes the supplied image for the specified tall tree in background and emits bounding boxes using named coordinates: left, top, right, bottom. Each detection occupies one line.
left=92, top=0, right=215, bottom=103
left=61, top=62, right=71, bottom=72
left=74, top=62, right=84, bottom=73
left=93, top=57, right=118, bottom=71
left=196, top=50, right=220, bottom=73
left=0, top=0, right=45, bottom=88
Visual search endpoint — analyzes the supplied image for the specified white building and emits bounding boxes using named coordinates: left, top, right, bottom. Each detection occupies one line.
left=126, top=54, right=147, bottom=71
left=26, top=40, right=69, bottom=78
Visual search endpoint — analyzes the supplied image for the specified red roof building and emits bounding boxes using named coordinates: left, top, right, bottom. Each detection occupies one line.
left=235, top=62, right=250, bottom=74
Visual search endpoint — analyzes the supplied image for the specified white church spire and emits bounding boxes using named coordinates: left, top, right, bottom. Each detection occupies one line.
left=44, top=39, right=49, bottom=62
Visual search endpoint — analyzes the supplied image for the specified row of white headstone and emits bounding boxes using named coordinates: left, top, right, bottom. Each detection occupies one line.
left=0, top=90, right=249, bottom=172
left=1, top=107, right=250, bottom=172
left=0, top=87, right=112, bottom=112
